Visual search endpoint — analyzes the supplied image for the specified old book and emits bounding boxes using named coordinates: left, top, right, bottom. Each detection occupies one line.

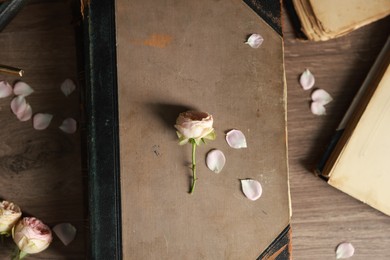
left=84, top=0, right=291, bottom=259
left=286, top=0, right=390, bottom=41
left=318, top=37, right=390, bottom=216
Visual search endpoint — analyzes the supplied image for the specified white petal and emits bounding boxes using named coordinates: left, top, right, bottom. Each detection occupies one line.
left=311, top=88, right=333, bottom=105
left=241, top=179, right=262, bottom=201
left=336, top=242, right=355, bottom=259
left=206, top=149, right=226, bottom=173
left=13, top=81, right=34, bottom=97
left=245, top=34, right=264, bottom=48
left=60, top=79, right=76, bottom=97
left=0, top=80, right=13, bottom=98
left=17, top=103, right=32, bottom=122
left=59, top=118, right=77, bottom=134
left=299, top=69, right=315, bottom=90
left=311, top=101, right=326, bottom=116
left=226, top=129, right=247, bottom=149
left=53, top=223, right=77, bottom=246
left=33, top=113, right=53, bottom=130
left=10, top=95, right=27, bottom=115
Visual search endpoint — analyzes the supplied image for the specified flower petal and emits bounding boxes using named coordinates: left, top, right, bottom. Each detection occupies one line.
left=10, top=96, right=27, bottom=115
left=33, top=113, right=53, bottom=130
left=206, top=149, right=226, bottom=173
left=299, top=69, right=315, bottom=90
left=53, top=223, right=77, bottom=246
left=59, top=118, right=77, bottom=134
left=60, top=78, right=76, bottom=97
left=311, top=88, right=333, bottom=105
left=13, top=81, right=34, bottom=97
left=241, top=179, right=262, bottom=201
left=245, top=34, right=264, bottom=48
left=336, top=242, right=355, bottom=259
left=16, top=103, right=32, bottom=122
left=226, top=129, right=247, bottom=149
left=0, top=80, right=13, bottom=98
left=310, top=101, right=326, bottom=116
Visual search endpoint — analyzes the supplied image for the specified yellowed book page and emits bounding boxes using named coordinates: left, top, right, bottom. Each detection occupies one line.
left=309, top=0, right=390, bottom=36
left=328, top=64, right=390, bottom=216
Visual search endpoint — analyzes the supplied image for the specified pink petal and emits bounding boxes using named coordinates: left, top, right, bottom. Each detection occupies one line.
left=226, top=129, right=247, bottom=149
left=245, top=34, right=264, bottom=48
left=241, top=179, right=262, bottom=201
left=311, top=88, right=333, bottom=105
left=299, top=69, right=315, bottom=90
left=59, top=118, right=77, bottom=134
left=336, top=242, right=355, bottom=259
left=13, top=81, right=34, bottom=97
left=60, top=79, right=76, bottom=97
left=16, top=103, right=32, bottom=121
left=10, top=96, right=27, bottom=115
left=206, top=149, right=226, bottom=173
left=311, top=101, right=326, bottom=116
left=53, top=223, right=77, bottom=246
left=33, top=113, right=53, bottom=130
left=0, top=80, right=13, bottom=98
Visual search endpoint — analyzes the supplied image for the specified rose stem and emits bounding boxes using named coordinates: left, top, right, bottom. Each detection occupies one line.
left=189, top=139, right=197, bottom=194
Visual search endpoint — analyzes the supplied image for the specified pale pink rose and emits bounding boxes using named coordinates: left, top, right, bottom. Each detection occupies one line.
left=174, top=111, right=215, bottom=145
left=0, top=201, right=22, bottom=233
left=12, top=217, right=52, bottom=254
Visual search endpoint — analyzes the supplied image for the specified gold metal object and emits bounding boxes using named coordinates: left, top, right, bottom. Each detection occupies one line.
left=0, top=65, right=24, bottom=77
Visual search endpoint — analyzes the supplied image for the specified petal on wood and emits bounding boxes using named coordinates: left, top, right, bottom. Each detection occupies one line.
left=310, top=101, right=326, bottom=116
left=59, top=118, right=77, bottom=134
left=299, top=69, right=315, bottom=90
left=53, top=223, right=77, bottom=246
left=311, top=88, right=333, bottom=105
left=206, top=149, right=226, bottom=173
left=241, top=179, right=262, bottom=201
left=10, top=95, right=27, bottom=115
left=16, top=103, right=32, bottom=122
left=60, top=78, right=76, bottom=97
left=226, top=129, right=247, bottom=149
left=0, top=80, right=13, bottom=98
left=13, top=81, right=34, bottom=97
left=33, top=113, right=53, bottom=130
left=336, top=242, right=355, bottom=259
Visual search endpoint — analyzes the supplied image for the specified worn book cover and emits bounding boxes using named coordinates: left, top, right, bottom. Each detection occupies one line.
left=83, top=0, right=291, bottom=259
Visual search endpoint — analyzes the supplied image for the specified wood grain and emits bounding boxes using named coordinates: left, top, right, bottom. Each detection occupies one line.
left=283, top=6, right=390, bottom=260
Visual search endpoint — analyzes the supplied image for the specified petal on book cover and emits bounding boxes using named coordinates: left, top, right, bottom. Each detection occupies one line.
left=226, top=129, right=247, bottom=149
left=311, top=88, right=333, bottom=105
left=60, top=78, right=76, bottom=97
left=245, top=34, right=264, bottom=48
left=336, top=242, right=355, bottom=259
left=299, top=69, right=315, bottom=90
left=206, top=149, right=226, bottom=173
left=0, top=80, right=13, bottom=98
left=13, top=81, right=34, bottom=97
left=53, top=223, right=77, bottom=246
left=241, top=179, right=262, bottom=201
left=310, top=101, right=326, bottom=116
left=33, top=113, right=53, bottom=130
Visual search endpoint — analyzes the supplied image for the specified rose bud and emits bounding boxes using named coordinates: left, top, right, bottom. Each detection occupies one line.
left=174, top=111, right=216, bottom=145
left=12, top=217, right=53, bottom=254
left=0, top=200, right=22, bottom=233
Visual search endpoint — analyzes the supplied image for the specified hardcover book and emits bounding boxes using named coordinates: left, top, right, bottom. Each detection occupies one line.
left=286, top=0, right=390, bottom=41
left=317, top=37, right=390, bottom=216
left=84, top=0, right=291, bottom=259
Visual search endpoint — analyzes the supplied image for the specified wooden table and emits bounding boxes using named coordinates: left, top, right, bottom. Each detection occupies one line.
left=283, top=7, right=390, bottom=260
